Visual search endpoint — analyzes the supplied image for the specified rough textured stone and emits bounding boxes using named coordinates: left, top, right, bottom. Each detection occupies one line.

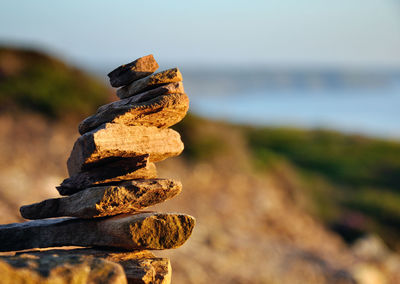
left=79, top=86, right=187, bottom=135
left=21, top=179, right=181, bottom=219
left=58, top=157, right=157, bottom=195
left=67, top=124, right=184, bottom=176
left=11, top=249, right=171, bottom=284
left=0, top=213, right=195, bottom=251
left=0, top=253, right=127, bottom=284
left=124, top=82, right=184, bottom=105
left=99, top=82, right=184, bottom=112
left=84, top=250, right=171, bottom=284
left=117, top=68, right=182, bottom=99
left=108, top=54, right=159, bottom=87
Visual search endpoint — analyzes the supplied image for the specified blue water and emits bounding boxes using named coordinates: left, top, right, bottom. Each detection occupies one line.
left=181, top=70, right=400, bottom=139
left=189, top=88, right=400, bottom=139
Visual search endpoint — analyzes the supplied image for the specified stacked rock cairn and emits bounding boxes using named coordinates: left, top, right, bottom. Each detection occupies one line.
left=0, top=55, right=195, bottom=284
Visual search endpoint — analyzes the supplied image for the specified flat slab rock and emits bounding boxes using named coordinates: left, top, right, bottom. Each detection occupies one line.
left=0, top=213, right=195, bottom=252
left=67, top=124, right=184, bottom=176
left=0, top=252, right=126, bottom=284
left=79, top=249, right=171, bottom=284
left=79, top=85, right=188, bottom=135
left=117, top=68, right=182, bottom=99
left=113, top=81, right=184, bottom=106
left=108, top=54, right=159, bottom=88
left=58, top=156, right=157, bottom=195
left=98, top=82, right=184, bottom=113
left=1, top=249, right=171, bottom=284
left=21, top=179, right=182, bottom=219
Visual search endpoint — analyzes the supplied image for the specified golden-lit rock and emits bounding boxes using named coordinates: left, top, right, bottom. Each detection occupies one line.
left=79, top=90, right=188, bottom=134
left=117, top=68, right=182, bottom=99
left=108, top=54, right=159, bottom=87
left=21, top=179, right=181, bottom=219
left=89, top=250, right=171, bottom=284
left=7, top=249, right=171, bottom=284
left=67, top=124, right=184, bottom=176
left=98, top=82, right=184, bottom=113
left=0, top=213, right=195, bottom=251
left=59, top=156, right=157, bottom=195
left=0, top=253, right=127, bottom=284
left=121, top=82, right=184, bottom=105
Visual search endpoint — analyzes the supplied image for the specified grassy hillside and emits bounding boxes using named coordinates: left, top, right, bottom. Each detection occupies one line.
left=247, top=127, right=400, bottom=188
left=245, top=127, right=400, bottom=247
left=2, top=46, right=400, bottom=251
left=0, top=46, right=110, bottom=118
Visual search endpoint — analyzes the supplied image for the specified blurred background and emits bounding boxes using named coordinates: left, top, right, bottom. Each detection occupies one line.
left=1, top=1, right=400, bottom=283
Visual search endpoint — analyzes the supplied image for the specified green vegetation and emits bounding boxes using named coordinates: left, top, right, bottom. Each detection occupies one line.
left=0, top=46, right=109, bottom=118
left=246, top=127, right=400, bottom=188
left=245, top=127, right=400, bottom=248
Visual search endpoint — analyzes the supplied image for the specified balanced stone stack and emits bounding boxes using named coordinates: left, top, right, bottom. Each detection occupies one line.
left=0, top=55, right=194, bottom=284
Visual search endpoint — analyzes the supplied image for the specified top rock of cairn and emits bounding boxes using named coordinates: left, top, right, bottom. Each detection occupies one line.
left=0, top=55, right=194, bottom=284
left=107, top=54, right=159, bottom=87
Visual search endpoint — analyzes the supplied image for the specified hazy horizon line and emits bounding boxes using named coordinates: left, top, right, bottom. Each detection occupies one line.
left=2, top=41, right=400, bottom=73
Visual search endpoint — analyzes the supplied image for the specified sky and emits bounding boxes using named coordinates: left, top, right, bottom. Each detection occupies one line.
left=1, top=0, right=400, bottom=68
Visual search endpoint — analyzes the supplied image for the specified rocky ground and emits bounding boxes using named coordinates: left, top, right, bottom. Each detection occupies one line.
left=1, top=113, right=400, bottom=283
